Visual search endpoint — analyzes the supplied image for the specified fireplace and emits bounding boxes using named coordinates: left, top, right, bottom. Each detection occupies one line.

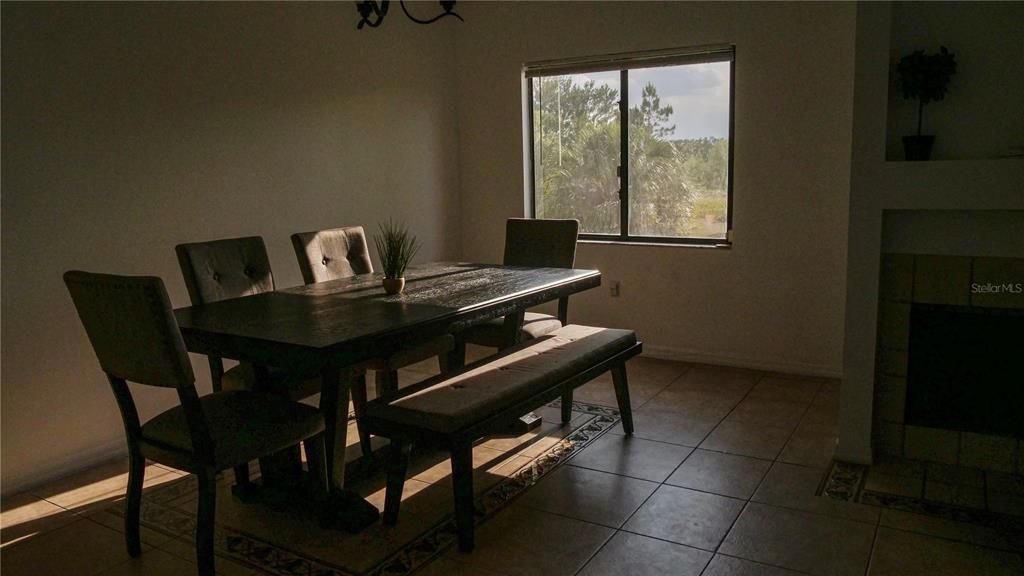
left=906, top=303, right=1024, bottom=437
left=873, top=253, right=1024, bottom=471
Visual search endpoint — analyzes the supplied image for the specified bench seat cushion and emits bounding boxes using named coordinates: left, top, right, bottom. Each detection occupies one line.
left=365, top=325, right=636, bottom=434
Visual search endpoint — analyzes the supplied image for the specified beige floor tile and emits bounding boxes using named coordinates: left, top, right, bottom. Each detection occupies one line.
left=518, top=465, right=657, bottom=528
left=666, top=449, right=771, bottom=499
left=879, top=509, right=1018, bottom=551
left=572, top=376, right=667, bottom=410
left=578, top=531, right=712, bottom=575
left=156, top=536, right=263, bottom=575
left=796, top=404, right=839, bottom=435
left=414, top=549, right=504, bottom=576
left=703, top=554, right=805, bottom=575
left=410, top=445, right=510, bottom=485
left=623, top=485, right=744, bottom=551
left=86, top=508, right=178, bottom=549
left=30, top=460, right=181, bottom=515
left=747, top=376, right=822, bottom=403
left=1, top=492, right=77, bottom=547
left=924, top=481, right=986, bottom=509
left=720, top=502, right=875, bottom=576
left=868, top=527, right=1023, bottom=576
left=753, top=462, right=879, bottom=524
left=643, top=386, right=744, bottom=420
left=778, top=431, right=837, bottom=468
left=726, top=398, right=806, bottom=430
left=863, top=471, right=923, bottom=498
left=987, top=490, right=1024, bottom=516
left=670, top=365, right=763, bottom=395
left=0, top=518, right=135, bottom=576
left=926, top=462, right=985, bottom=488
left=700, top=420, right=792, bottom=460
left=569, top=434, right=692, bottom=482
left=607, top=407, right=720, bottom=447
left=986, top=471, right=1024, bottom=496
left=870, top=454, right=925, bottom=479
left=442, top=504, right=614, bottom=576
left=94, top=548, right=201, bottom=576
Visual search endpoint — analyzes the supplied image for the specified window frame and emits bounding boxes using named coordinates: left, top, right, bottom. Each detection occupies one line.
left=525, top=45, right=736, bottom=246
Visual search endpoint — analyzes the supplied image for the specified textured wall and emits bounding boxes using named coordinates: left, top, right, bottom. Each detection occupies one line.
left=1, top=2, right=460, bottom=492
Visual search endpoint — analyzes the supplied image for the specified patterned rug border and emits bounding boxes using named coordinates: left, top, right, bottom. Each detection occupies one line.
left=113, top=400, right=621, bottom=576
left=820, top=460, right=1024, bottom=534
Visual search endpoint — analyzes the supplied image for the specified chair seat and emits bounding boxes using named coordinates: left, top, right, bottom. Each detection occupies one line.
left=140, top=391, right=325, bottom=469
left=460, top=312, right=563, bottom=348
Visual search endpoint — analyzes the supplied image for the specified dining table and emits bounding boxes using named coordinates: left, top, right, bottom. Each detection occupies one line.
left=173, top=261, right=601, bottom=530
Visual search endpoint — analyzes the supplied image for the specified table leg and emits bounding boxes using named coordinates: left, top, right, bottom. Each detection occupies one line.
left=318, top=367, right=381, bottom=532
left=319, top=367, right=345, bottom=491
left=501, top=309, right=526, bottom=348
left=500, top=309, right=542, bottom=433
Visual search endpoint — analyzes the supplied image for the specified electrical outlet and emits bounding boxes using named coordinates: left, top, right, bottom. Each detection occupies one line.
left=609, top=281, right=621, bottom=297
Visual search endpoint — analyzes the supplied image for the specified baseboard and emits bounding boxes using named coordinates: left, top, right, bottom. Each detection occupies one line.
left=2, top=437, right=127, bottom=498
left=642, top=344, right=842, bottom=379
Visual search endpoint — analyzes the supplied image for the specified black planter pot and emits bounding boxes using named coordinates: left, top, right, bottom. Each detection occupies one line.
left=903, top=135, right=935, bottom=161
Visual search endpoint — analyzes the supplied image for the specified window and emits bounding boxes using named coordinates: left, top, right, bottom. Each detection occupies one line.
left=526, top=46, right=734, bottom=245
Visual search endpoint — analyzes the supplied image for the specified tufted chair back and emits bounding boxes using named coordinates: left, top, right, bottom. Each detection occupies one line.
left=64, top=271, right=195, bottom=389
left=175, top=236, right=275, bottom=305
left=290, top=226, right=374, bottom=284
left=503, top=218, right=579, bottom=269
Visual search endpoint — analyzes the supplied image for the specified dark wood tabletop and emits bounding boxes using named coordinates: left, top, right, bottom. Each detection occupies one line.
left=174, top=262, right=601, bottom=371
left=171, top=261, right=600, bottom=512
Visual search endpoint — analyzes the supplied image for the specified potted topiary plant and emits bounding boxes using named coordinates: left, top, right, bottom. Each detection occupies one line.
left=897, top=45, right=957, bottom=161
left=374, top=219, right=420, bottom=295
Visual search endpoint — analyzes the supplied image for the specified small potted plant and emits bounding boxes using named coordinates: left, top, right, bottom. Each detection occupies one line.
left=374, top=219, right=420, bottom=295
left=897, top=45, right=957, bottom=161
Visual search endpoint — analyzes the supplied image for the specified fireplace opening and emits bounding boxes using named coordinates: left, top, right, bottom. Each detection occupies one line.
left=906, top=304, right=1024, bottom=438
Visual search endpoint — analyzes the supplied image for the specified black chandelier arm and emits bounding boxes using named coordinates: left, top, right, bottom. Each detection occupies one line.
left=356, top=1, right=389, bottom=29
left=399, top=0, right=464, bottom=25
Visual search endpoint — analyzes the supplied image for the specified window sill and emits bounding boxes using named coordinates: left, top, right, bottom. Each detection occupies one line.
left=578, top=239, right=732, bottom=249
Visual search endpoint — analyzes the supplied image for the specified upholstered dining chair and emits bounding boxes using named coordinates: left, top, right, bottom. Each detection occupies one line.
left=290, top=226, right=455, bottom=453
left=459, top=218, right=579, bottom=347
left=175, top=236, right=326, bottom=475
left=457, top=218, right=580, bottom=419
left=64, top=270, right=326, bottom=576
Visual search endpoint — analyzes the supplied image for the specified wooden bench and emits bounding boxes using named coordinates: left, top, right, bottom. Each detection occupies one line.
left=362, top=324, right=642, bottom=552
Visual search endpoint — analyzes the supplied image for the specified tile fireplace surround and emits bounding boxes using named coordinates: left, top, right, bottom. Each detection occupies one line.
left=873, top=253, right=1024, bottom=472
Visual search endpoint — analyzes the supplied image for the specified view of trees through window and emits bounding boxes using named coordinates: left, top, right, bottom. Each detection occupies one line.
left=531, top=60, right=731, bottom=240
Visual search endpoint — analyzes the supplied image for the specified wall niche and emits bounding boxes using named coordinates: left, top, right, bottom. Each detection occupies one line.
left=886, top=2, right=1024, bottom=161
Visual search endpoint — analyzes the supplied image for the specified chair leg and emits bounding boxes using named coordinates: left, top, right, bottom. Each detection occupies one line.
left=305, top=433, right=329, bottom=501
left=561, top=388, right=573, bottom=424
left=383, top=440, right=411, bottom=525
left=448, top=336, right=467, bottom=371
left=350, top=373, right=373, bottom=457
left=124, top=447, right=144, bottom=557
left=438, top=350, right=451, bottom=376
left=196, top=467, right=217, bottom=576
left=611, top=363, right=634, bottom=435
left=450, top=441, right=476, bottom=552
left=375, top=369, right=400, bottom=400
left=232, top=464, right=251, bottom=490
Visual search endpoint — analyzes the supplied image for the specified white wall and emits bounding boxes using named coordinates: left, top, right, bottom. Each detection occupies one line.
left=454, top=1, right=856, bottom=376
left=1, top=3, right=460, bottom=493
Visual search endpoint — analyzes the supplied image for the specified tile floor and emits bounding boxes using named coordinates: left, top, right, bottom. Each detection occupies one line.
left=3, top=355, right=1023, bottom=575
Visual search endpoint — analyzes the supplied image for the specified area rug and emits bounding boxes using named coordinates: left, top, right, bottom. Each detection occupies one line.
left=98, top=400, right=620, bottom=576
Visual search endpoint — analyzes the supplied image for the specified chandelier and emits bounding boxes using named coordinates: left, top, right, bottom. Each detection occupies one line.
left=356, top=1, right=464, bottom=29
